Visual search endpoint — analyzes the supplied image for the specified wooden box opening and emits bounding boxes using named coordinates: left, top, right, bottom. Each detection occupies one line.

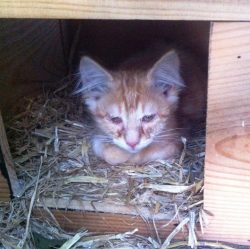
left=0, top=19, right=210, bottom=243
left=0, top=20, right=210, bottom=111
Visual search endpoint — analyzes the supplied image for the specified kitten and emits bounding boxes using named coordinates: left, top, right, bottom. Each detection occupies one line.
left=77, top=46, right=206, bottom=165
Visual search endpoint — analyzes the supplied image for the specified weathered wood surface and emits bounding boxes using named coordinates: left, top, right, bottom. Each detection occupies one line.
left=0, top=111, right=21, bottom=197
left=204, top=22, right=250, bottom=244
left=34, top=208, right=190, bottom=240
left=38, top=197, right=172, bottom=220
left=0, top=19, right=67, bottom=112
left=0, top=171, right=10, bottom=202
left=1, top=1, right=250, bottom=21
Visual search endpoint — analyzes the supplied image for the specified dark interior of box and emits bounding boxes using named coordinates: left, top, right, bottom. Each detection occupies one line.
left=0, top=18, right=210, bottom=196
left=0, top=19, right=210, bottom=114
left=1, top=19, right=209, bottom=186
left=0, top=18, right=249, bottom=247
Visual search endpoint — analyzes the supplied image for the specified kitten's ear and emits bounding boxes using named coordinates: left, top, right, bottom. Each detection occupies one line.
left=76, top=56, right=112, bottom=111
left=148, top=50, right=185, bottom=100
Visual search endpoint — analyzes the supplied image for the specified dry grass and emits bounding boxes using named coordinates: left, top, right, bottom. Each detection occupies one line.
left=0, top=88, right=216, bottom=248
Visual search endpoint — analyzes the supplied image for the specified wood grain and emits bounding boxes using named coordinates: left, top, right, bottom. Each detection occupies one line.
left=38, top=197, right=172, bottom=220
left=34, top=208, right=250, bottom=244
left=0, top=171, right=10, bottom=202
left=1, top=1, right=250, bottom=20
left=204, top=22, right=250, bottom=244
left=0, top=20, right=67, bottom=112
left=33, top=208, right=190, bottom=240
left=0, top=111, right=21, bottom=197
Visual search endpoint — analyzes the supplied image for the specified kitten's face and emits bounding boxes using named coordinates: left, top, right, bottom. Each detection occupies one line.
left=78, top=51, right=184, bottom=153
left=93, top=77, right=174, bottom=153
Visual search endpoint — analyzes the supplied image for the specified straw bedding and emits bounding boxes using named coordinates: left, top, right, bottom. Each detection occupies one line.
left=0, top=87, right=222, bottom=249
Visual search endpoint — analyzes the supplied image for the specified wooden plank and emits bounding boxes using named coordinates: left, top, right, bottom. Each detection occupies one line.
left=0, top=111, right=21, bottom=197
left=1, top=1, right=250, bottom=21
left=38, top=196, right=250, bottom=243
left=38, top=197, right=172, bottom=220
left=0, top=20, right=67, bottom=112
left=34, top=208, right=250, bottom=245
left=0, top=171, right=10, bottom=202
left=33, top=208, right=190, bottom=240
left=204, top=22, right=250, bottom=244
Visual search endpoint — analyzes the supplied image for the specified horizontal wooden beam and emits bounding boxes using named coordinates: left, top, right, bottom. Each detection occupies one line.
left=34, top=208, right=250, bottom=245
left=37, top=197, right=172, bottom=220
left=33, top=208, right=189, bottom=240
left=1, top=0, right=250, bottom=21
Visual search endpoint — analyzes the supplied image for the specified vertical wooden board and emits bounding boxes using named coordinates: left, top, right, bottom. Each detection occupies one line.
left=0, top=19, right=67, bottom=112
left=0, top=111, right=21, bottom=197
left=204, top=22, right=250, bottom=243
left=0, top=171, right=10, bottom=202
left=0, top=113, right=11, bottom=201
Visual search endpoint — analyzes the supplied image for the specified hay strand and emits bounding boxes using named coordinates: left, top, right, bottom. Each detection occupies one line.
left=17, top=156, right=43, bottom=249
left=59, top=232, right=86, bottom=249
left=2, top=89, right=207, bottom=248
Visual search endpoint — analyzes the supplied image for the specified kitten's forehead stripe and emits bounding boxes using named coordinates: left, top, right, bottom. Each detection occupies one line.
left=118, top=72, right=146, bottom=112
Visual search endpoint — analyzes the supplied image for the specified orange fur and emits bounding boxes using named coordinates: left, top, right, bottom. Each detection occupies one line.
left=78, top=46, right=206, bottom=165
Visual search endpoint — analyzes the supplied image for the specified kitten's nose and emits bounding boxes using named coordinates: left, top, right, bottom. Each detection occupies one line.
left=126, top=141, right=139, bottom=149
left=125, top=129, right=140, bottom=150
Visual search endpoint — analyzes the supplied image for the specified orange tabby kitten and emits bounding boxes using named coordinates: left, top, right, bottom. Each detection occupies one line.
left=77, top=46, right=206, bottom=165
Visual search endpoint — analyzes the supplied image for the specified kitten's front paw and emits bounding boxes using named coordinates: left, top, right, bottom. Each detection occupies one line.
left=93, top=138, right=130, bottom=165
left=128, top=153, right=144, bottom=164
left=128, top=141, right=182, bottom=165
left=102, top=146, right=131, bottom=165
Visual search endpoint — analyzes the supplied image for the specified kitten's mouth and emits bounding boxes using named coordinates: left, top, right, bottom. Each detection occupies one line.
left=115, top=141, right=142, bottom=154
left=113, top=138, right=153, bottom=154
left=125, top=140, right=152, bottom=154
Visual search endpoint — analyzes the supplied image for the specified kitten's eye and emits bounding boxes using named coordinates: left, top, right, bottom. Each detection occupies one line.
left=142, top=114, right=156, bottom=122
left=110, top=116, right=123, bottom=124
left=163, top=85, right=172, bottom=96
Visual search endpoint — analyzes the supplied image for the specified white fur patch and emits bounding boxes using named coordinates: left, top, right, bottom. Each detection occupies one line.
left=149, top=50, right=185, bottom=90
left=143, top=102, right=157, bottom=116
left=125, top=129, right=139, bottom=145
left=85, top=98, right=97, bottom=112
left=107, top=104, right=120, bottom=118
left=77, top=56, right=113, bottom=113
left=92, top=137, right=104, bottom=158
left=168, top=95, right=179, bottom=104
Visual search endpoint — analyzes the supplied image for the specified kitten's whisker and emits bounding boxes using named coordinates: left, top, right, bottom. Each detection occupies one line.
left=95, top=137, right=112, bottom=141
left=94, top=135, right=113, bottom=143
left=156, top=135, right=179, bottom=138
left=154, top=138, right=180, bottom=142
left=157, top=128, right=184, bottom=134
left=154, top=135, right=181, bottom=141
left=155, top=133, right=180, bottom=138
left=155, top=134, right=180, bottom=138
left=97, top=140, right=112, bottom=143
left=154, top=137, right=181, bottom=143
left=157, top=131, right=181, bottom=135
